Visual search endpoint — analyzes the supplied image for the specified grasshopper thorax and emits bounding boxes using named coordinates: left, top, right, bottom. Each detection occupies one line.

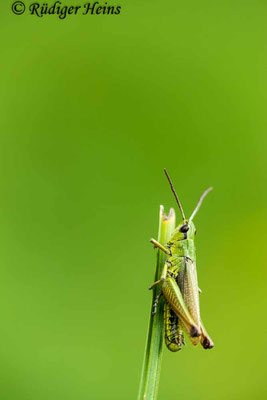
left=171, top=220, right=196, bottom=241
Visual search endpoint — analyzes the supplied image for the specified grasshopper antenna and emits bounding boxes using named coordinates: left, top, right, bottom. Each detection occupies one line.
left=164, top=168, right=186, bottom=220
left=189, top=187, right=213, bottom=222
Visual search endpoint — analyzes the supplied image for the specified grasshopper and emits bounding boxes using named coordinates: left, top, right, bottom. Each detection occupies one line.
left=149, top=169, right=214, bottom=351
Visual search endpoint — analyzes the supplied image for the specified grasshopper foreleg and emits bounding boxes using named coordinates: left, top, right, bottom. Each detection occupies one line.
left=150, top=238, right=171, bottom=255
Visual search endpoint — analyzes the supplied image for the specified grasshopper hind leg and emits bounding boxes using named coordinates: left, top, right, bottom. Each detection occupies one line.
left=151, top=290, right=162, bottom=316
left=164, top=302, right=185, bottom=352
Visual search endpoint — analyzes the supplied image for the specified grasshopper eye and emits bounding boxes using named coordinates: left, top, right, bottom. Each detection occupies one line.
left=195, top=229, right=197, bottom=235
left=179, top=224, right=189, bottom=233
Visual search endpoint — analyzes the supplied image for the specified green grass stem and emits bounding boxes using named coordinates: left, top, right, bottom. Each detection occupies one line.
left=138, top=206, right=176, bottom=400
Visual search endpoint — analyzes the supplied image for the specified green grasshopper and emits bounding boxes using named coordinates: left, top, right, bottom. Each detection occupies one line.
left=149, top=169, right=214, bottom=351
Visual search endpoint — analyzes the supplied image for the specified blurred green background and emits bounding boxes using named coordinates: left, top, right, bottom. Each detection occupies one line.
left=0, top=1, right=266, bottom=399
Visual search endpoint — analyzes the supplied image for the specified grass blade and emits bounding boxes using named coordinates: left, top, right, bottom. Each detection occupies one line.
left=138, top=206, right=176, bottom=400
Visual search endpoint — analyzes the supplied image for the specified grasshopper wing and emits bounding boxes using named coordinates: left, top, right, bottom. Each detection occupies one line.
left=176, top=258, right=201, bottom=345
left=176, top=258, right=214, bottom=349
left=200, top=320, right=214, bottom=349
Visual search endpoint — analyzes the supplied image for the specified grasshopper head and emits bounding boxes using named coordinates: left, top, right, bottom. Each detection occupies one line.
left=172, top=220, right=196, bottom=241
left=163, top=169, right=212, bottom=237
